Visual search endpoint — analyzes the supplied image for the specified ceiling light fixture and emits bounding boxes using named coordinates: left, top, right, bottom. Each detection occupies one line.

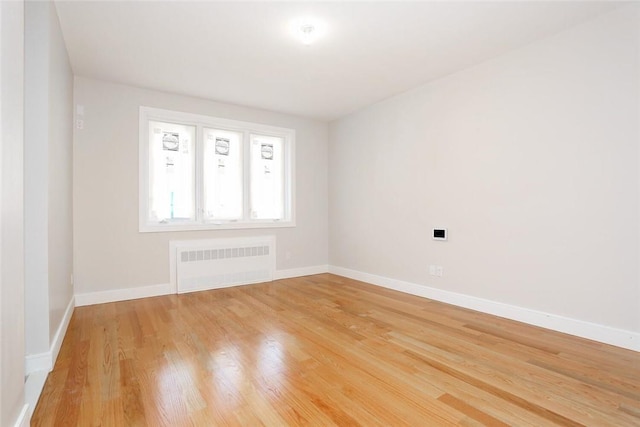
left=291, top=18, right=326, bottom=46
left=299, top=24, right=316, bottom=45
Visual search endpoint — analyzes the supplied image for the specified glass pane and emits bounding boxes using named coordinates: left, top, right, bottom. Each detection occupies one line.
left=250, top=134, right=284, bottom=220
left=203, top=128, right=243, bottom=220
left=148, top=121, right=195, bottom=222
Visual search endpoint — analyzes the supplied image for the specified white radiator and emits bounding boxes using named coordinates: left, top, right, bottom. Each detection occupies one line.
left=170, top=236, right=275, bottom=294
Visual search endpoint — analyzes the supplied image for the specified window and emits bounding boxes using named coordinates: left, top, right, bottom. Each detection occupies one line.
left=140, top=107, right=295, bottom=232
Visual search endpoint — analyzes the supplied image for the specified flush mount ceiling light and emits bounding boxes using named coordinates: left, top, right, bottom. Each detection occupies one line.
left=299, top=24, right=316, bottom=45
left=291, top=18, right=326, bottom=46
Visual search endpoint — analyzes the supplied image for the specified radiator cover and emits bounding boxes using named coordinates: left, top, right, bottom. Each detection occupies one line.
left=170, top=236, right=275, bottom=294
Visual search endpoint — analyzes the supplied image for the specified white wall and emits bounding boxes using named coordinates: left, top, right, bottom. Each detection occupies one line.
left=73, top=77, right=328, bottom=294
left=0, top=0, right=26, bottom=424
left=329, top=6, right=640, bottom=334
left=47, top=1, right=74, bottom=343
left=24, top=0, right=50, bottom=356
left=24, top=0, right=74, bottom=358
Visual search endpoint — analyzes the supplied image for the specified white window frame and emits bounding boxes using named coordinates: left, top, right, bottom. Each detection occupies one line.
left=139, top=106, right=295, bottom=232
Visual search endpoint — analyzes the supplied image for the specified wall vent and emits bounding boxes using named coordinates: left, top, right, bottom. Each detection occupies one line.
left=170, top=236, right=275, bottom=294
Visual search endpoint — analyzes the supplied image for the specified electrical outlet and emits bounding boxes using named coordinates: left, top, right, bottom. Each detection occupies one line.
left=76, top=119, right=84, bottom=129
left=429, top=265, right=443, bottom=277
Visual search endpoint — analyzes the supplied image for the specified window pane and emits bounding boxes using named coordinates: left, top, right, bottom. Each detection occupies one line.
left=203, top=128, right=243, bottom=220
left=148, top=121, right=195, bottom=222
left=250, top=134, right=284, bottom=220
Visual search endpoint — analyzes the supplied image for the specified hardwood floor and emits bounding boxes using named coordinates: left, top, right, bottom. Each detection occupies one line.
left=32, top=274, right=640, bottom=426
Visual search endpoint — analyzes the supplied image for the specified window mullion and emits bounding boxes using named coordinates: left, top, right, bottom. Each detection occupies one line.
left=195, top=124, right=203, bottom=224
left=283, top=135, right=290, bottom=221
left=243, top=131, right=251, bottom=222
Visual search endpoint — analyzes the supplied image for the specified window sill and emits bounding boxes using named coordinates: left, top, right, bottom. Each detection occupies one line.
left=139, top=220, right=296, bottom=233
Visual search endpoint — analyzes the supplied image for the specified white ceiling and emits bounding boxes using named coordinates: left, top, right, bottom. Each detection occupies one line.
left=55, top=1, right=620, bottom=121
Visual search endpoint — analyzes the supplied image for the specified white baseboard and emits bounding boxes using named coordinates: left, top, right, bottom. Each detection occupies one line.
left=24, top=370, right=48, bottom=420
left=328, top=265, right=640, bottom=352
left=75, top=267, right=330, bottom=306
left=14, top=404, right=29, bottom=427
left=24, top=352, right=50, bottom=374
left=23, top=298, right=75, bottom=425
left=274, top=264, right=329, bottom=280
left=25, top=297, right=75, bottom=375
left=51, top=297, right=74, bottom=368
left=75, top=283, right=172, bottom=306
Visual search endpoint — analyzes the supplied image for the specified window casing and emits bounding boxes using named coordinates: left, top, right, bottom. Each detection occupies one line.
left=139, top=107, right=295, bottom=232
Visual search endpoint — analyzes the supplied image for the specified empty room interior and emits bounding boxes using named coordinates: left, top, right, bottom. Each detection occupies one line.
left=2, top=0, right=640, bottom=426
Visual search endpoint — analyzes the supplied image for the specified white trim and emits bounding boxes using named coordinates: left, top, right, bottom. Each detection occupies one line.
left=274, top=265, right=329, bottom=280
left=169, top=240, right=179, bottom=293
left=24, top=352, right=49, bottom=375
left=328, top=265, right=640, bottom=352
left=13, top=404, right=29, bottom=427
left=139, top=220, right=296, bottom=233
left=74, top=264, right=328, bottom=308
left=23, top=298, right=75, bottom=424
left=25, top=370, right=47, bottom=420
left=24, top=297, right=75, bottom=375
left=75, top=283, right=172, bottom=306
left=50, top=297, right=74, bottom=369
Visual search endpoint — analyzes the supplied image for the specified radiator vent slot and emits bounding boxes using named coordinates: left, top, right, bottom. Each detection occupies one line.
left=180, top=246, right=270, bottom=263
left=171, top=237, right=275, bottom=294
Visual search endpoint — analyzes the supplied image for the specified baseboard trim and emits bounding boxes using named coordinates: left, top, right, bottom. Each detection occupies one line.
left=25, top=297, right=75, bottom=375
left=24, top=298, right=76, bottom=420
left=50, top=297, right=74, bottom=368
left=274, top=265, right=329, bottom=280
left=24, top=352, right=50, bottom=374
left=328, top=265, right=640, bottom=352
left=75, top=267, right=331, bottom=306
left=75, top=283, right=172, bottom=307
left=14, top=404, right=29, bottom=427
left=24, top=370, right=48, bottom=420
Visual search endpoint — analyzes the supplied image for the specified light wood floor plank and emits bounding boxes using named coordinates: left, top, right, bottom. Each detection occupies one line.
left=32, top=274, right=640, bottom=426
